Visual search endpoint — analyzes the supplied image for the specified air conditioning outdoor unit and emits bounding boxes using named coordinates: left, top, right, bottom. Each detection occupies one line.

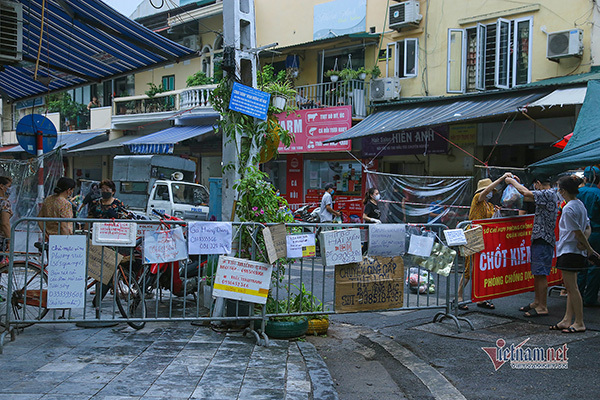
left=370, top=77, right=401, bottom=101
left=0, top=0, right=23, bottom=64
left=181, top=35, right=199, bottom=50
left=389, top=0, right=422, bottom=30
left=547, top=29, right=583, bottom=60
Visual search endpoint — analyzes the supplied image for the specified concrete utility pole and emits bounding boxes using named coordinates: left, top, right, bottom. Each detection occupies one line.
left=221, top=0, right=258, bottom=221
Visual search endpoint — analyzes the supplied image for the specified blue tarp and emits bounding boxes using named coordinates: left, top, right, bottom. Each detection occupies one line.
left=1, top=130, right=107, bottom=153
left=0, top=0, right=195, bottom=101
left=123, top=125, right=213, bottom=154
left=528, top=80, right=600, bottom=174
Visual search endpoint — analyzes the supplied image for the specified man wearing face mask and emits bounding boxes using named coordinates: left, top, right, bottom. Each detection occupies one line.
left=320, top=183, right=341, bottom=223
left=457, top=174, right=510, bottom=310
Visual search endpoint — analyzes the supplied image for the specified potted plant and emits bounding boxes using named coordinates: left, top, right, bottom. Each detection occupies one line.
left=291, top=283, right=329, bottom=335
left=325, top=69, right=340, bottom=82
left=357, top=67, right=368, bottom=80
left=260, top=295, right=309, bottom=339
left=265, top=80, right=296, bottom=112
left=339, top=68, right=359, bottom=81
left=370, top=65, right=382, bottom=79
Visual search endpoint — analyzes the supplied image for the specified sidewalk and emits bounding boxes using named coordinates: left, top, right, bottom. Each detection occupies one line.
left=0, top=322, right=338, bottom=400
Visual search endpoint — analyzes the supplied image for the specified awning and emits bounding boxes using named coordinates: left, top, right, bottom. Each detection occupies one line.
left=123, top=125, right=213, bottom=154
left=2, top=131, right=107, bottom=154
left=0, top=0, right=195, bottom=101
left=66, top=135, right=143, bottom=156
left=528, top=87, right=587, bottom=108
left=324, top=91, right=546, bottom=143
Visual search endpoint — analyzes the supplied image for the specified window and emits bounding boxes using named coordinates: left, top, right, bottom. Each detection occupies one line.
left=447, top=17, right=532, bottom=92
left=154, top=185, right=169, bottom=201
left=120, top=182, right=148, bottom=195
left=162, top=75, right=175, bottom=91
left=387, top=38, right=418, bottom=78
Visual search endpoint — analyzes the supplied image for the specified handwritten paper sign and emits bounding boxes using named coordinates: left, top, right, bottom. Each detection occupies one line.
left=443, top=229, right=468, bottom=246
left=320, top=228, right=362, bottom=266
left=87, top=243, right=123, bottom=285
left=188, top=221, right=232, bottom=255
left=47, top=235, right=87, bottom=309
left=461, top=225, right=485, bottom=257
left=286, top=233, right=316, bottom=258
left=144, top=226, right=188, bottom=263
left=263, top=224, right=287, bottom=263
left=92, top=222, right=137, bottom=246
left=407, top=234, right=435, bottom=257
left=368, top=224, right=406, bottom=257
left=213, top=256, right=273, bottom=304
left=335, top=256, right=404, bottom=313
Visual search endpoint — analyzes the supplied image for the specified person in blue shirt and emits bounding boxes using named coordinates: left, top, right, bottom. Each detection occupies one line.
left=577, top=166, right=600, bottom=307
left=427, top=194, right=444, bottom=223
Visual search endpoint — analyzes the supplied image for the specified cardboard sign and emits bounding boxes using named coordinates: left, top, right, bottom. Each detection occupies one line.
left=87, top=243, right=123, bottom=285
left=320, top=228, right=362, bottom=266
left=144, top=226, right=188, bottom=263
left=188, top=221, right=232, bottom=255
left=335, top=256, right=404, bottom=313
left=471, top=215, right=562, bottom=302
left=286, top=233, right=316, bottom=258
left=461, top=225, right=485, bottom=257
left=443, top=229, right=468, bottom=246
left=368, top=224, right=406, bottom=257
left=213, top=256, right=273, bottom=304
left=92, top=222, right=137, bottom=247
left=407, top=234, right=435, bottom=257
left=262, top=224, right=288, bottom=264
left=47, top=235, right=87, bottom=309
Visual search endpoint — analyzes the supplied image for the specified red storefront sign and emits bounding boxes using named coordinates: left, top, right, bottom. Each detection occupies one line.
left=285, top=154, right=303, bottom=209
left=471, top=215, right=562, bottom=302
left=276, top=106, right=352, bottom=153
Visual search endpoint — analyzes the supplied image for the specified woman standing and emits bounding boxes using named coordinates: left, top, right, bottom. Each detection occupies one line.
left=551, top=175, right=600, bottom=334
left=363, top=187, right=382, bottom=223
left=38, top=177, right=76, bottom=239
left=88, top=179, right=126, bottom=219
left=0, top=176, right=13, bottom=253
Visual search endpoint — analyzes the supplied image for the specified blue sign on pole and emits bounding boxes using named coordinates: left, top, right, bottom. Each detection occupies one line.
left=16, top=114, right=58, bottom=155
left=228, top=82, right=271, bottom=121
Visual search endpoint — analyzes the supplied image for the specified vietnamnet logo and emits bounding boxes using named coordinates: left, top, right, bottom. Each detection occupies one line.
left=482, top=338, right=568, bottom=370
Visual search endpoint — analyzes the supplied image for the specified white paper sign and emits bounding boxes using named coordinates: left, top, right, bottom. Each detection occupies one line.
left=92, top=222, right=137, bottom=247
left=443, top=229, right=468, bottom=246
left=368, top=224, right=406, bottom=257
left=286, top=233, right=316, bottom=258
left=47, top=235, right=87, bottom=309
left=213, top=256, right=273, bottom=304
left=407, top=234, right=435, bottom=258
left=320, top=228, right=362, bottom=266
left=144, top=226, right=188, bottom=263
left=187, top=221, right=232, bottom=255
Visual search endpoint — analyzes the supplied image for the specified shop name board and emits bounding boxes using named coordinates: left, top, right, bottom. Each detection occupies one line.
left=361, top=125, right=449, bottom=157
left=276, top=106, right=352, bottom=153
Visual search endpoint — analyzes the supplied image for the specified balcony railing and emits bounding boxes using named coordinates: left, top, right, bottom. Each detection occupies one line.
left=293, top=79, right=370, bottom=118
left=113, top=85, right=217, bottom=116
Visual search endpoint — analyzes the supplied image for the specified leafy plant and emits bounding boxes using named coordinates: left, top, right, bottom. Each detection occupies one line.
left=145, top=82, right=166, bottom=98
left=186, top=71, right=214, bottom=87
left=370, top=65, right=382, bottom=79
left=324, top=69, right=340, bottom=78
left=46, top=92, right=88, bottom=129
left=357, top=67, right=367, bottom=75
left=263, top=283, right=328, bottom=322
left=339, top=68, right=359, bottom=80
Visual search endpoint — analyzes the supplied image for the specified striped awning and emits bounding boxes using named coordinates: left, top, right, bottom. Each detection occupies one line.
left=0, top=0, right=195, bottom=101
left=123, top=125, right=213, bottom=154
left=2, top=131, right=107, bottom=153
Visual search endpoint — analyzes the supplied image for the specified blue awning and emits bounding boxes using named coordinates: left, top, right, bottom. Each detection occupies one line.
left=325, top=91, right=547, bottom=143
left=2, top=131, right=107, bottom=153
left=123, top=125, right=213, bottom=154
left=0, top=0, right=195, bottom=101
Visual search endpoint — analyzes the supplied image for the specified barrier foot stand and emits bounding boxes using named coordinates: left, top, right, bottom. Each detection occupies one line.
left=260, top=331, right=269, bottom=348
left=0, top=330, right=6, bottom=354
left=243, top=326, right=262, bottom=346
left=433, top=311, right=474, bottom=334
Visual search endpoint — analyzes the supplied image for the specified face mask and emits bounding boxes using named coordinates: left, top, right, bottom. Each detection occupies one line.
left=486, top=192, right=493, bottom=201
left=374, top=194, right=381, bottom=201
left=330, top=190, right=335, bottom=195
left=101, top=191, right=112, bottom=200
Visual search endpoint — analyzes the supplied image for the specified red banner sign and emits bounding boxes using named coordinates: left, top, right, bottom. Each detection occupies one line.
left=276, top=106, right=352, bottom=153
left=285, top=154, right=304, bottom=209
left=471, top=215, right=562, bottom=302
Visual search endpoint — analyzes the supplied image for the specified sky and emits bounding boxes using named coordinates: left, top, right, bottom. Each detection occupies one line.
left=102, top=0, right=140, bottom=18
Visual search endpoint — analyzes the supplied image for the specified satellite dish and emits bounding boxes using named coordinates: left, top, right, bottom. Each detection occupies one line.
left=171, top=171, right=184, bottom=181
left=16, top=114, right=57, bottom=155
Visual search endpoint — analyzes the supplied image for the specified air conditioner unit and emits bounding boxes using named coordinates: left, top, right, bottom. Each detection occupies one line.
left=181, top=35, right=199, bottom=50
left=370, top=77, right=401, bottom=101
left=0, top=0, right=23, bottom=63
left=547, top=29, right=583, bottom=60
left=389, top=0, right=422, bottom=30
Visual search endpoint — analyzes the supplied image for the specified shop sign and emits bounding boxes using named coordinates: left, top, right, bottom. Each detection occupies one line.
left=361, top=125, right=449, bottom=157
left=276, top=106, right=352, bottom=153
left=449, top=124, right=477, bottom=146
left=286, top=154, right=304, bottom=208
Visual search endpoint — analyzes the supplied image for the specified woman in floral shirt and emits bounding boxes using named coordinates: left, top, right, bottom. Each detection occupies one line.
left=0, top=176, right=13, bottom=251
left=87, top=179, right=126, bottom=219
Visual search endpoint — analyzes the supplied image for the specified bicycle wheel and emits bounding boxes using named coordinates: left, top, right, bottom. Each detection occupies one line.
left=114, top=267, right=146, bottom=330
left=0, top=261, right=48, bottom=328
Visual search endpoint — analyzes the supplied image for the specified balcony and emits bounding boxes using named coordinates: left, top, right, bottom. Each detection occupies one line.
left=292, top=80, right=370, bottom=119
left=112, top=85, right=217, bottom=129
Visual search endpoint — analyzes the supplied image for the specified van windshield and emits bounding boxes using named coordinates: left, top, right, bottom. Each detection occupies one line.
left=171, top=183, right=209, bottom=205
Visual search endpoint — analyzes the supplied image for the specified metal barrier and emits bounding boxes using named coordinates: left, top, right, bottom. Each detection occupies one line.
left=0, top=217, right=474, bottom=352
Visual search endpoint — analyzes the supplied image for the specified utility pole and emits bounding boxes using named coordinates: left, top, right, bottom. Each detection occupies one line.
left=221, top=0, right=258, bottom=221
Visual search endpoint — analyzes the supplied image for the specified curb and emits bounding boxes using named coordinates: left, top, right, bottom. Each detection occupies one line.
left=297, top=341, right=339, bottom=400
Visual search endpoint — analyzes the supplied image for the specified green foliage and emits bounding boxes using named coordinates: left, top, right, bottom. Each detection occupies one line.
left=145, top=82, right=166, bottom=98
left=46, top=92, right=87, bottom=126
left=324, top=69, right=340, bottom=78
left=264, top=282, right=328, bottom=322
left=257, top=64, right=286, bottom=87
left=370, top=65, right=382, bottom=78
left=186, top=71, right=214, bottom=87
left=339, top=68, right=359, bottom=80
